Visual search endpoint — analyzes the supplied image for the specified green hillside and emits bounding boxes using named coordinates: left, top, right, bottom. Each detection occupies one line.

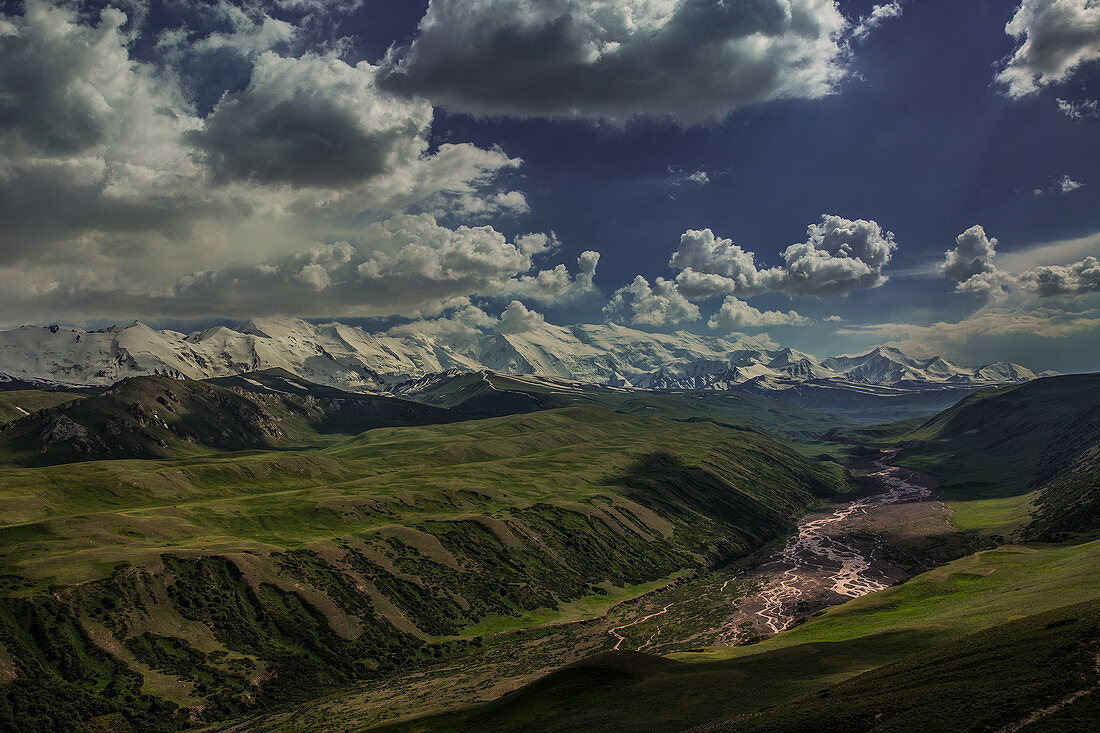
left=405, top=371, right=849, bottom=450
left=0, top=373, right=456, bottom=466
left=385, top=538, right=1100, bottom=733
left=848, top=373, right=1100, bottom=538
left=0, top=404, right=842, bottom=731
left=0, top=389, right=84, bottom=425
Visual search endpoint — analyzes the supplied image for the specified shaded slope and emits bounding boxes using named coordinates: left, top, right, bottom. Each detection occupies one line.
left=0, top=372, right=457, bottom=465
left=381, top=540, right=1100, bottom=733
left=849, top=373, right=1100, bottom=538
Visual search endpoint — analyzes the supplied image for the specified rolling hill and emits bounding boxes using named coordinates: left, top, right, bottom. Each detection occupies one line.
left=857, top=373, right=1100, bottom=539
left=0, top=401, right=843, bottom=731
left=0, top=370, right=457, bottom=465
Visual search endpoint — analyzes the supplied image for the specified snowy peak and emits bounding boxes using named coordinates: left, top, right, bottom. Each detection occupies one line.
left=0, top=320, right=1044, bottom=394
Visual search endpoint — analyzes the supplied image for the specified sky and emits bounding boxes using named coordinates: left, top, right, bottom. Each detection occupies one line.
left=0, top=0, right=1098, bottom=372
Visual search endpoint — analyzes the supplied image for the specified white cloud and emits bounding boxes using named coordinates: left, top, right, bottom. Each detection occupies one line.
left=707, top=296, right=807, bottom=330
left=1057, top=97, right=1100, bottom=118
left=1060, top=174, right=1085, bottom=192
left=943, top=224, right=998, bottom=284
left=506, top=251, right=601, bottom=304
left=670, top=215, right=897, bottom=298
left=380, top=0, right=850, bottom=124
left=997, top=0, right=1100, bottom=98
left=852, top=2, right=903, bottom=42
left=387, top=300, right=497, bottom=338
left=495, top=300, right=546, bottom=334
left=940, top=225, right=1100, bottom=301
left=1018, top=256, right=1100, bottom=295
left=603, top=276, right=700, bottom=327
left=670, top=228, right=777, bottom=297
left=780, top=215, right=897, bottom=295
left=191, top=52, right=434, bottom=187
left=0, top=1, right=556, bottom=321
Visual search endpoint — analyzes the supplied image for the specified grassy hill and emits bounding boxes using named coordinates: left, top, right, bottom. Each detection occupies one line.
left=403, top=371, right=850, bottom=451
left=382, top=538, right=1100, bottom=733
left=0, top=389, right=84, bottom=426
left=0, top=372, right=456, bottom=465
left=846, top=373, right=1100, bottom=539
left=0, top=403, right=843, bottom=731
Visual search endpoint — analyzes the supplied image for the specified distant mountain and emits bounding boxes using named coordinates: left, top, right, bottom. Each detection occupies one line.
left=0, top=319, right=1042, bottom=403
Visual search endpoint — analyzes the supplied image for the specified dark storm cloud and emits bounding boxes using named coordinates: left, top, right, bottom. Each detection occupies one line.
left=379, top=0, right=849, bottom=124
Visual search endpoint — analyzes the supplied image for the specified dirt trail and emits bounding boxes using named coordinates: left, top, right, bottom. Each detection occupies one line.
left=994, top=649, right=1100, bottom=733
left=608, top=603, right=673, bottom=650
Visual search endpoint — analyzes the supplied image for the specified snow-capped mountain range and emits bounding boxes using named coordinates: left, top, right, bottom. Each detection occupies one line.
left=0, top=318, right=1043, bottom=394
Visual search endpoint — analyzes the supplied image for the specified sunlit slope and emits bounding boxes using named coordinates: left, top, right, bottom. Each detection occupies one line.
left=0, top=405, right=842, bottom=731
left=0, top=389, right=83, bottom=425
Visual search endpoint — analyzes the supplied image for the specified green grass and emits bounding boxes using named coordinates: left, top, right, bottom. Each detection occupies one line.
left=387, top=539, right=1100, bottom=733
left=843, top=373, right=1100, bottom=539
left=0, top=389, right=83, bottom=425
left=679, top=538, right=1100, bottom=661
left=0, top=404, right=844, bottom=730
left=407, top=371, right=852, bottom=453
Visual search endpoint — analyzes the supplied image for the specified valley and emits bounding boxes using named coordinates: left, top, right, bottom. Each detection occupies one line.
left=0, top=367, right=1097, bottom=732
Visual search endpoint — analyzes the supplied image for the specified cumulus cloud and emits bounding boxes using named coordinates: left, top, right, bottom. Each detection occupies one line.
left=941, top=225, right=1016, bottom=300
left=941, top=225, right=1099, bottom=301
left=944, top=225, right=998, bottom=284
left=670, top=215, right=897, bottom=298
left=707, top=296, right=807, bottom=330
left=997, top=0, right=1100, bottom=97
left=506, top=251, right=601, bottom=304
left=495, top=300, right=547, bottom=333
left=1018, top=256, right=1100, bottom=296
left=671, top=228, right=777, bottom=297
left=387, top=300, right=497, bottom=338
left=780, top=215, right=897, bottom=295
left=191, top=52, right=433, bottom=187
left=0, top=1, right=566, bottom=321
left=603, top=276, right=700, bottom=327
left=143, top=214, right=586, bottom=317
left=380, top=0, right=850, bottom=124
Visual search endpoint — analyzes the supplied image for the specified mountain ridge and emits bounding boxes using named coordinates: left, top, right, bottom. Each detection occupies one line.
left=0, top=318, right=1044, bottom=397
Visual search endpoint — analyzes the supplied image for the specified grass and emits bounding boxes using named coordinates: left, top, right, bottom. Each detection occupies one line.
left=386, top=539, right=1100, bottom=733
left=0, top=389, right=83, bottom=425
left=0, top=403, right=844, bottom=730
left=677, top=538, right=1100, bottom=662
